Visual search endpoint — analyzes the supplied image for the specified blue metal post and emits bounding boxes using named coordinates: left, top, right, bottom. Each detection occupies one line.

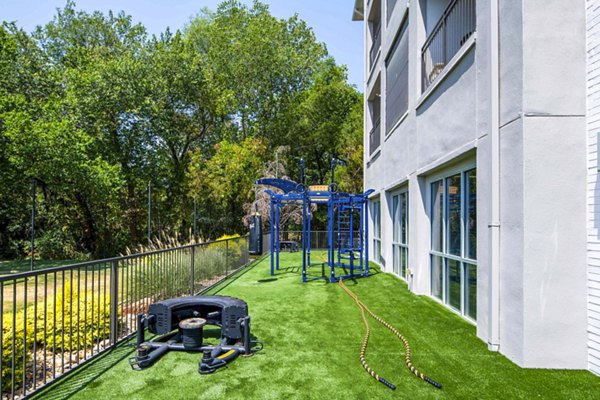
left=349, top=201, right=354, bottom=276
left=359, top=199, right=364, bottom=272
left=365, top=197, right=370, bottom=276
left=302, top=195, right=307, bottom=283
left=307, top=201, right=312, bottom=267
left=275, top=200, right=281, bottom=271
left=270, top=199, right=275, bottom=275
left=328, top=194, right=335, bottom=282
left=336, top=200, right=341, bottom=267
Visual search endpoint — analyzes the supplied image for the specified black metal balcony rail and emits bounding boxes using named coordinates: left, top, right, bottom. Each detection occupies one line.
left=369, top=117, right=381, bottom=155
left=421, top=0, right=476, bottom=91
left=387, top=0, right=397, bottom=22
left=0, top=236, right=250, bottom=399
left=370, top=24, right=382, bottom=66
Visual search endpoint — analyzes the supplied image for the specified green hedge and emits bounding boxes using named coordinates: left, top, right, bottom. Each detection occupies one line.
left=1, top=284, right=112, bottom=392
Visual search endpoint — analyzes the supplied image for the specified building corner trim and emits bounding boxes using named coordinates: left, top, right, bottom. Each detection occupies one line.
left=488, top=0, right=501, bottom=352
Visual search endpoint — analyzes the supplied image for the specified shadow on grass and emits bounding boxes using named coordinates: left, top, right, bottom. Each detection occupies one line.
left=31, top=339, right=135, bottom=400
left=274, top=265, right=301, bottom=274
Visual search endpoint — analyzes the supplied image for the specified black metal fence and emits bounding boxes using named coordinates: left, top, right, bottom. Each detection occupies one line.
left=261, top=233, right=271, bottom=256
left=370, top=25, right=382, bottom=67
left=0, top=236, right=250, bottom=399
left=421, top=0, right=476, bottom=91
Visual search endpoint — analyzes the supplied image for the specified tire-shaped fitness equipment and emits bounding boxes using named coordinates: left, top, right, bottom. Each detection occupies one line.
left=339, top=279, right=442, bottom=390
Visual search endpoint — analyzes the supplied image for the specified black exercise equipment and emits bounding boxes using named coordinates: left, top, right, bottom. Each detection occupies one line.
left=249, top=213, right=263, bottom=255
left=129, top=295, right=263, bottom=373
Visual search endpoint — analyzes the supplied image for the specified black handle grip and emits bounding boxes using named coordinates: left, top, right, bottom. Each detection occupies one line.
left=378, top=377, right=396, bottom=391
left=424, top=376, right=442, bottom=389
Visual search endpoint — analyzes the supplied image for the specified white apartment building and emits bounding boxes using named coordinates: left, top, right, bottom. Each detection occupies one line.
left=353, top=0, right=598, bottom=373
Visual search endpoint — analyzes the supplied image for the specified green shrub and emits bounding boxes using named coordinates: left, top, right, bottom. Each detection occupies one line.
left=213, top=234, right=244, bottom=264
left=134, top=254, right=193, bottom=301
left=1, top=284, right=112, bottom=392
left=35, top=230, right=67, bottom=260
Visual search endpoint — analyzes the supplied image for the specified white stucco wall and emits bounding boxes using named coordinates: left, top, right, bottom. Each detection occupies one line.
left=359, top=0, right=589, bottom=370
left=586, top=0, right=600, bottom=376
left=497, top=0, right=588, bottom=369
left=523, top=0, right=587, bottom=369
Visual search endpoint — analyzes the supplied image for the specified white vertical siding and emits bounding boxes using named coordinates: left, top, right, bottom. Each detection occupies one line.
left=587, top=0, right=600, bottom=376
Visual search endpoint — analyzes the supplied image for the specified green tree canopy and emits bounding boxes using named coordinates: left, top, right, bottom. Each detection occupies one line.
left=0, top=0, right=363, bottom=259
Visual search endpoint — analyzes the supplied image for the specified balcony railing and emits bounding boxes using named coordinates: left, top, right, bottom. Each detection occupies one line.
left=369, top=117, right=381, bottom=155
left=369, top=25, right=381, bottom=67
left=421, top=0, right=476, bottom=91
left=0, top=236, right=251, bottom=399
left=387, top=0, right=397, bottom=22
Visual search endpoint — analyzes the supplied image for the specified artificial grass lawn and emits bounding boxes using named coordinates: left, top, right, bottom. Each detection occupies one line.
left=33, top=251, right=599, bottom=399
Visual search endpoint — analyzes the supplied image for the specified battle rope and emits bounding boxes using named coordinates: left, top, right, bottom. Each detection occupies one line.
left=339, top=278, right=442, bottom=390
left=341, top=278, right=397, bottom=390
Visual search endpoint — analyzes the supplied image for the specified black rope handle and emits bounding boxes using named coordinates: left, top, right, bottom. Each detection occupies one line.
left=339, top=279, right=442, bottom=390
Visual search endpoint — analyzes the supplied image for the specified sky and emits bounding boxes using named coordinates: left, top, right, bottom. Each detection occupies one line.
left=1, top=0, right=364, bottom=89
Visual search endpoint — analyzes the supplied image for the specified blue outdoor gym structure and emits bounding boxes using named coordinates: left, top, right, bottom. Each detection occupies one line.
left=256, top=158, right=374, bottom=283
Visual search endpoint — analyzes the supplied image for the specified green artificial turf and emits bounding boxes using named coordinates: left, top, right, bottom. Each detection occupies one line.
left=33, top=251, right=600, bottom=399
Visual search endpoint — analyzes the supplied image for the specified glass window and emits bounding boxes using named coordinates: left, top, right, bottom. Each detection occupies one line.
left=401, top=247, right=408, bottom=277
left=431, top=255, right=443, bottom=300
left=430, top=167, right=477, bottom=320
left=466, top=263, right=477, bottom=320
left=447, top=259, right=461, bottom=311
left=467, top=169, right=477, bottom=260
left=391, top=191, right=409, bottom=279
left=385, top=18, right=409, bottom=133
left=447, top=174, right=461, bottom=256
left=431, top=180, right=444, bottom=252
left=392, top=195, right=400, bottom=275
left=392, top=195, right=399, bottom=242
left=372, top=200, right=381, bottom=264
left=392, top=244, right=400, bottom=276
left=401, top=192, right=408, bottom=244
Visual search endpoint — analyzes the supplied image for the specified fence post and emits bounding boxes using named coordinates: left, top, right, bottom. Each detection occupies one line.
left=190, top=246, right=195, bottom=296
left=246, top=236, right=250, bottom=265
left=109, top=260, right=119, bottom=345
left=225, top=240, right=229, bottom=276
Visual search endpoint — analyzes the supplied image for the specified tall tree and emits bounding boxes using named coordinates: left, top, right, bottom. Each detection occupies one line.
left=0, top=22, right=58, bottom=257
left=35, top=2, right=153, bottom=248
left=187, top=138, right=268, bottom=236
left=185, top=0, right=328, bottom=142
left=335, top=100, right=364, bottom=194
left=0, top=0, right=363, bottom=258
left=284, top=60, right=362, bottom=185
left=145, top=30, right=227, bottom=233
